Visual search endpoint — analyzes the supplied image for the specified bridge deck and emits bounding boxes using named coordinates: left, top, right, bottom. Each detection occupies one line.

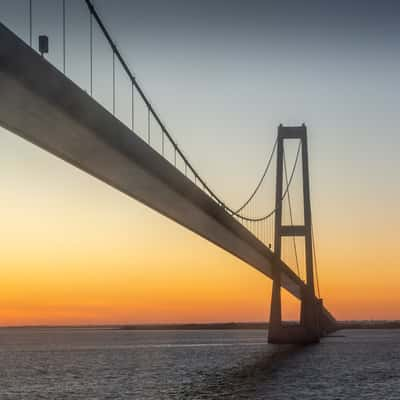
left=0, top=22, right=333, bottom=321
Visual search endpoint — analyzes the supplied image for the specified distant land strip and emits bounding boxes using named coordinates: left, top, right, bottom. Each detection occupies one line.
left=1, top=321, right=399, bottom=330
left=118, top=321, right=400, bottom=330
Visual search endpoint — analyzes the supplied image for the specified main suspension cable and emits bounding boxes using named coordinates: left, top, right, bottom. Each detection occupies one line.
left=236, top=141, right=301, bottom=222
left=233, top=139, right=277, bottom=214
left=83, top=0, right=300, bottom=225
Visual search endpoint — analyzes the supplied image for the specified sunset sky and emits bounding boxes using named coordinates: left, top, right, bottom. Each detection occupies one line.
left=0, top=0, right=399, bottom=325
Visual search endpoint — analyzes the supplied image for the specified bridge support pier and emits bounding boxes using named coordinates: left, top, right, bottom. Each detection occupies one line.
left=299, top=286, right=321, bottom=341
left=268, top=277, right=321, bottom=344
left=268, top=124, right=324, bottom=344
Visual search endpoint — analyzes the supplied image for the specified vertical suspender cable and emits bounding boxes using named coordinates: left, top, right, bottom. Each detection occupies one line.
left=273, top=214, right=276, bottom=250
left=268, top=220, right=270, bottom=246
left=131, top=83, right=135, bottom=132
left=269, top=218, right=272, bottom=248
left=261, top=220, right=263, bottom=245
left=29, top=0, right=32, bottom=47
left=62, top=0, right=66, bottom=73
left=269, top=219, right=272, bottom=248
left=147, top=108, right=150, bottom=144
left=112, top=51, right=115, bottom=115
left=161, top=129, right=165, bottom=156
left=264, top=220, right=267, bottom=245
left=90, top=11, right=93, bottom=95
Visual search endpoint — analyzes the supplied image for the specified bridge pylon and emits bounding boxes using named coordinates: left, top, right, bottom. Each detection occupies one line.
left=268, top=124, right=321, bottom=344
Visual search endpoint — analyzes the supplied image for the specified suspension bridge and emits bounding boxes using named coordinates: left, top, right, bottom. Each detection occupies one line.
left=0, top=0, right=336, bottom=343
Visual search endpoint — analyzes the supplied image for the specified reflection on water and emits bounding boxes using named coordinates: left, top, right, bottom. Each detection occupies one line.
left=0, top=328, right=399, bottom=399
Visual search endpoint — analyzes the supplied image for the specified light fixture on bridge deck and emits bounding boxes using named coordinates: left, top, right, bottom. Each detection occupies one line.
left=38, top=35, right=49, bottom=57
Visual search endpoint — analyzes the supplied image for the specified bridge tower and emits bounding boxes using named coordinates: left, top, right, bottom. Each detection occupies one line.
left=268, top=124, right=321, bottom=344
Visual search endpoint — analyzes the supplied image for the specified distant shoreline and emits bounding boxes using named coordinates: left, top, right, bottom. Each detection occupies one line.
left=118, top=321, right=400, bottom=330
left=1, top=321, right=400, bottom=330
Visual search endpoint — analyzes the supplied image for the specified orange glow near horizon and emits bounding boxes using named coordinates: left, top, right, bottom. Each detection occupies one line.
left=1, top=123, right=399, bottom=326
